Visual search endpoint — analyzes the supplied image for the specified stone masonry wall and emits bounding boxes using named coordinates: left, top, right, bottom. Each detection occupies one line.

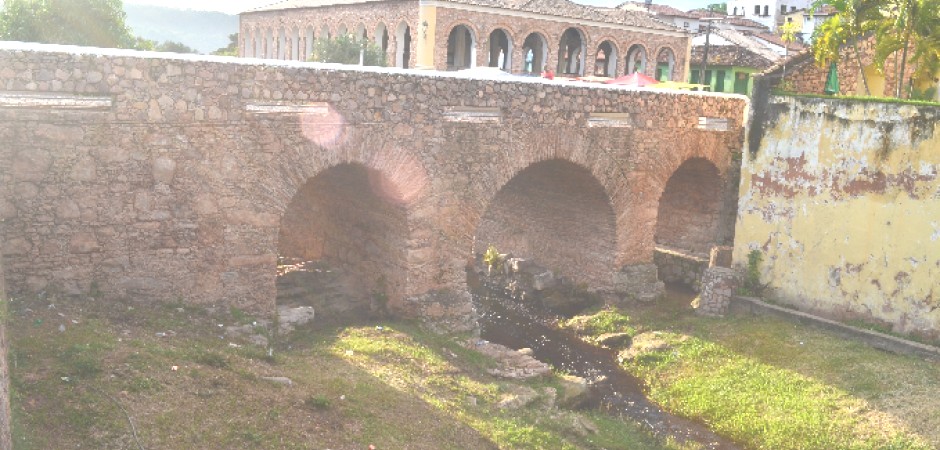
left=654, top=248, right=708, bottom=291
left=735, top=96, right=940, bottom=339
left=0, top=43, right=746, bottom=326
left=776, top=37, right=919, bottom=97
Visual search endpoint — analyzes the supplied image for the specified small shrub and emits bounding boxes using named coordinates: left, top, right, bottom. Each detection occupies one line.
left=738, top=250, right=765, bottom=296
left=304, top=395, right=331, bottom=410
left=483, top=245, right=503, bottom=274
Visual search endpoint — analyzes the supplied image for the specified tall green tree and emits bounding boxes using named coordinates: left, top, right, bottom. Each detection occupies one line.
left=0, top=0, right=136, bottom=49
left=811, top=0, right=883, bottom=95
left=309, top=34, right=386, bottom=66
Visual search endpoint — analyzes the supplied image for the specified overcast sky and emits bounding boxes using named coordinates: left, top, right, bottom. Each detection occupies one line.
left=123, top=0, right=715, bottom=15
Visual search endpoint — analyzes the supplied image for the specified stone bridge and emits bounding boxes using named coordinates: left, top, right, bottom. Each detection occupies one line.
left=0, top=43, right=746, bottom=329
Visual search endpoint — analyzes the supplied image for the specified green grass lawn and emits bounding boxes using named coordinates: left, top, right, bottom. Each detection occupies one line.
left=562, top=290, right=940, bottom=450
left=8, top=294, right=685, bottom=450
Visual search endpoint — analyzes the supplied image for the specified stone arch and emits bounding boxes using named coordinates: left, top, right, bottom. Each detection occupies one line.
left=304, top=26, right=315, bottom=60
left=487, top=28, right=512, bottom=71
left=654, top=157, right=723, bottom=255
left=267, top=125, right=432, bottom=320
left=336, top=23, right=348, bottom=38
left=446, top=23, right=477, bottom=70
left=594, top=39, right=619, bottom=77
left=375, top=22, right=389, bottom=54
left=320, top=24, right=331, bottom=40
left=655, top=46, right=677, bottom=81
left=625, top=43, right=648, bottom=75
left=355, top=23, right=368, bottom=41
left=290, top=26, right=301, bottom=60
left=395, top=21, right=412, bottom=69
left=264, top=28, right=274, bottom=58
left=473, top=158, right=618, bottom=289
left=557, top=27, right=586, bottom=76
left=521, top=31, right=548, bottom=74
left=277, top=27, right=288, bottom=59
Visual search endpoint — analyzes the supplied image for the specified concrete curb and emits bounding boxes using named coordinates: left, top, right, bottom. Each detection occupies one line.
left=730, top=296, right=940, bottom=361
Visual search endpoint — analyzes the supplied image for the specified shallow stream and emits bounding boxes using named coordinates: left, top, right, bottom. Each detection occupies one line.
left=471, top=274, right=740, bottom=450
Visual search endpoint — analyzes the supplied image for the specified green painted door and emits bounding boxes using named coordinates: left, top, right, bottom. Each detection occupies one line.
left=734, top=72, right=749, bottom=94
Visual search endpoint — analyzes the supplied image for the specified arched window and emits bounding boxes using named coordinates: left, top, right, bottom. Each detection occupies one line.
left=557, top=28, right=585, bottom=76
left=304, top=26, right=315, bottom=60
left=625, top=44, right=647, bottom=74
left=446, top=25, right=476, bottom=70
left=291, top=27, right=300, bottom=60
left=656, top=47, right=676, bottom=81
left=355, top=23, right=367, bottom=41
left=521, top=33, right=547, bottom=74
left=594, top=41, right=618, bottom=77
left=487, top=29, right=512, bottom=71
left=375, top=22, right=389, bottom=54
left=395, top=22, right=411, bottom=68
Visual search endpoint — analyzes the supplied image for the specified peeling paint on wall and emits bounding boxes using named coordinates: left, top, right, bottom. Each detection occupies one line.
left=734, top=96, right=940, bottom=339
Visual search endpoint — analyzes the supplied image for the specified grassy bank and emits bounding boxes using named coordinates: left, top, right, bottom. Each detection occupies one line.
left=563, top=290, right=940, bottom=450
left=8, top=294, right=684, bottom=450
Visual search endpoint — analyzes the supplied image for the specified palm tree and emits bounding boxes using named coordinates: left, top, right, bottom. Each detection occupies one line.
left=811, top=0, right=882, bottom=95
left=880, top=0, right=940, bottom=97
left=780, top=21, right=800, bottom=81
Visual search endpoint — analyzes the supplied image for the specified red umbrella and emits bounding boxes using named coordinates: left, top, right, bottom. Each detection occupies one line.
left=605, top=72, right=659, bottom=87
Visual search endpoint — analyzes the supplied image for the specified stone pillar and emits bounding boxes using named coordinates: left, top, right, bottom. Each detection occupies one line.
left=0, top=234, right=11, bottom=450
left=709, top=245, right=734, bottom=268
left=511, top=44, right=525, bottom=74
left=613, top=263, right=664, bottom=302
left=694, top=267, right=740, bottom=317
left=404, top=289, right=477, bottom=333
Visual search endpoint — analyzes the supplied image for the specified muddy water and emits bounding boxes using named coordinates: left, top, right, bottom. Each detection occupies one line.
left=471, top=276, right=739, bottom=450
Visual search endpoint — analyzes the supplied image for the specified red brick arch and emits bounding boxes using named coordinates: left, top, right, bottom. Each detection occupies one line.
left=623, top=42, right=650, bottom=76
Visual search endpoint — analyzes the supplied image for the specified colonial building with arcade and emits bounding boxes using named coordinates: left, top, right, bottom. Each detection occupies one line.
left=239, top=0, right=691, bottom=80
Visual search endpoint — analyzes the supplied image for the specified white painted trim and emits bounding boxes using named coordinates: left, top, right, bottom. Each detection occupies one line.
left=0, top=92, right=112, bottom=110
left=420, top=0, right=688, bottom=38
left=246, top=102, right=330, bottom=114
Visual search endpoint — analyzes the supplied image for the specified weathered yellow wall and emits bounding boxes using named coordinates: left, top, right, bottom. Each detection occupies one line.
left=734, top=97, right=940, bottom=338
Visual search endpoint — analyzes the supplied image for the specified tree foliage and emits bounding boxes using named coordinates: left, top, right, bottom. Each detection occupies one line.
left=136, top=38, right=199, bottom=54
left=309, top=34, right=386, bottom=66
left=706, top=2, right=728, bottom=13
left=0, top=0, right=136, bottom=49
left=811, top=0, right=939, bottom=98
left=212, top=33, right=239, bottom=56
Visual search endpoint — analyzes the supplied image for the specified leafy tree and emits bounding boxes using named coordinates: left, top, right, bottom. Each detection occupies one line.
left=154, top=40, right=198, bottom=54
left=873, top=0, right=940, bottom=97
left=707, top=2, right=728, bottom=13
left=309, top=34, right=386, bottom=66
left=0, top=0, right=136, bottom=49
left=780, top=21, right=801, bottom=81
left=212, top=33, right=239, bottom=56
left=810, top=0, right=883, bottom=95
